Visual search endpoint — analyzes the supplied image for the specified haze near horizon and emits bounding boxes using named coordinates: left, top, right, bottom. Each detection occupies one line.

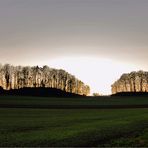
left=0, top=0, right=148, bottom=94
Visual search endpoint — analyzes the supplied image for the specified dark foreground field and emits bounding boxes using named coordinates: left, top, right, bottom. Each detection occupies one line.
left=0, top=96, right=148, bottom=147
left=1, top=95, right=148, bottom=108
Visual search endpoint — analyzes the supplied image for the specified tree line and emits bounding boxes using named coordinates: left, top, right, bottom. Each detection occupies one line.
left=0, top=64, right=90, bottom=96
left=112, top=71, right=148, bottom=94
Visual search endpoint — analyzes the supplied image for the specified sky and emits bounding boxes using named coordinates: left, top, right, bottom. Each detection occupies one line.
left=0, top=0, right=148, bottom=94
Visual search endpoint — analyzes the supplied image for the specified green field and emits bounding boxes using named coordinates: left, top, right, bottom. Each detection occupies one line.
left=0, top=96, right=148, bottom=147
left=0, top=95, right=148, bottom=108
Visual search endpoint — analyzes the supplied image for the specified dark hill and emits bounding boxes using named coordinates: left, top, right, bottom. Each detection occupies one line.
left=0, top=87, right=84, bottom=97
left=111, top=92, right=148, bottom=97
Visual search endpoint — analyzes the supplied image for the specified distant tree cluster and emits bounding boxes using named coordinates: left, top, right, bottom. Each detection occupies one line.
left=112, top=71, right=148, bottom=94
left=92, top=93, right=100, bottom=96
left=0, top=64, right=90, bottom=96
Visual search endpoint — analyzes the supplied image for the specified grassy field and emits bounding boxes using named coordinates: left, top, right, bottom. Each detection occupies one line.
left=0, top=95, right=148, bottom=108
left=0, top=95, right=148, bottom=147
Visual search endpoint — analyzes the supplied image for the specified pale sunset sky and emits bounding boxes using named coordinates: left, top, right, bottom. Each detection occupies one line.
left=0, top=0, right=148, bottom=94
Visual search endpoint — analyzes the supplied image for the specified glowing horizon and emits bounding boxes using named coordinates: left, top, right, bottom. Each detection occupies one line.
left=38, top=56, right=141, bottom=95
left=0, top=56, right=143, bottom=95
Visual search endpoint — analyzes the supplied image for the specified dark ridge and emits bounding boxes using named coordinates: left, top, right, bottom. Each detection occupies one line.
left=111, top=92, right=148, bottom=97
left=0, top=86, right=84, bottom=97
left=0, top=104, right=148, bottom=109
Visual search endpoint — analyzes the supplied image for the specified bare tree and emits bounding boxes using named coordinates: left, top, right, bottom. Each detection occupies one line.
left=0, top=64, right=90, bottom=96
